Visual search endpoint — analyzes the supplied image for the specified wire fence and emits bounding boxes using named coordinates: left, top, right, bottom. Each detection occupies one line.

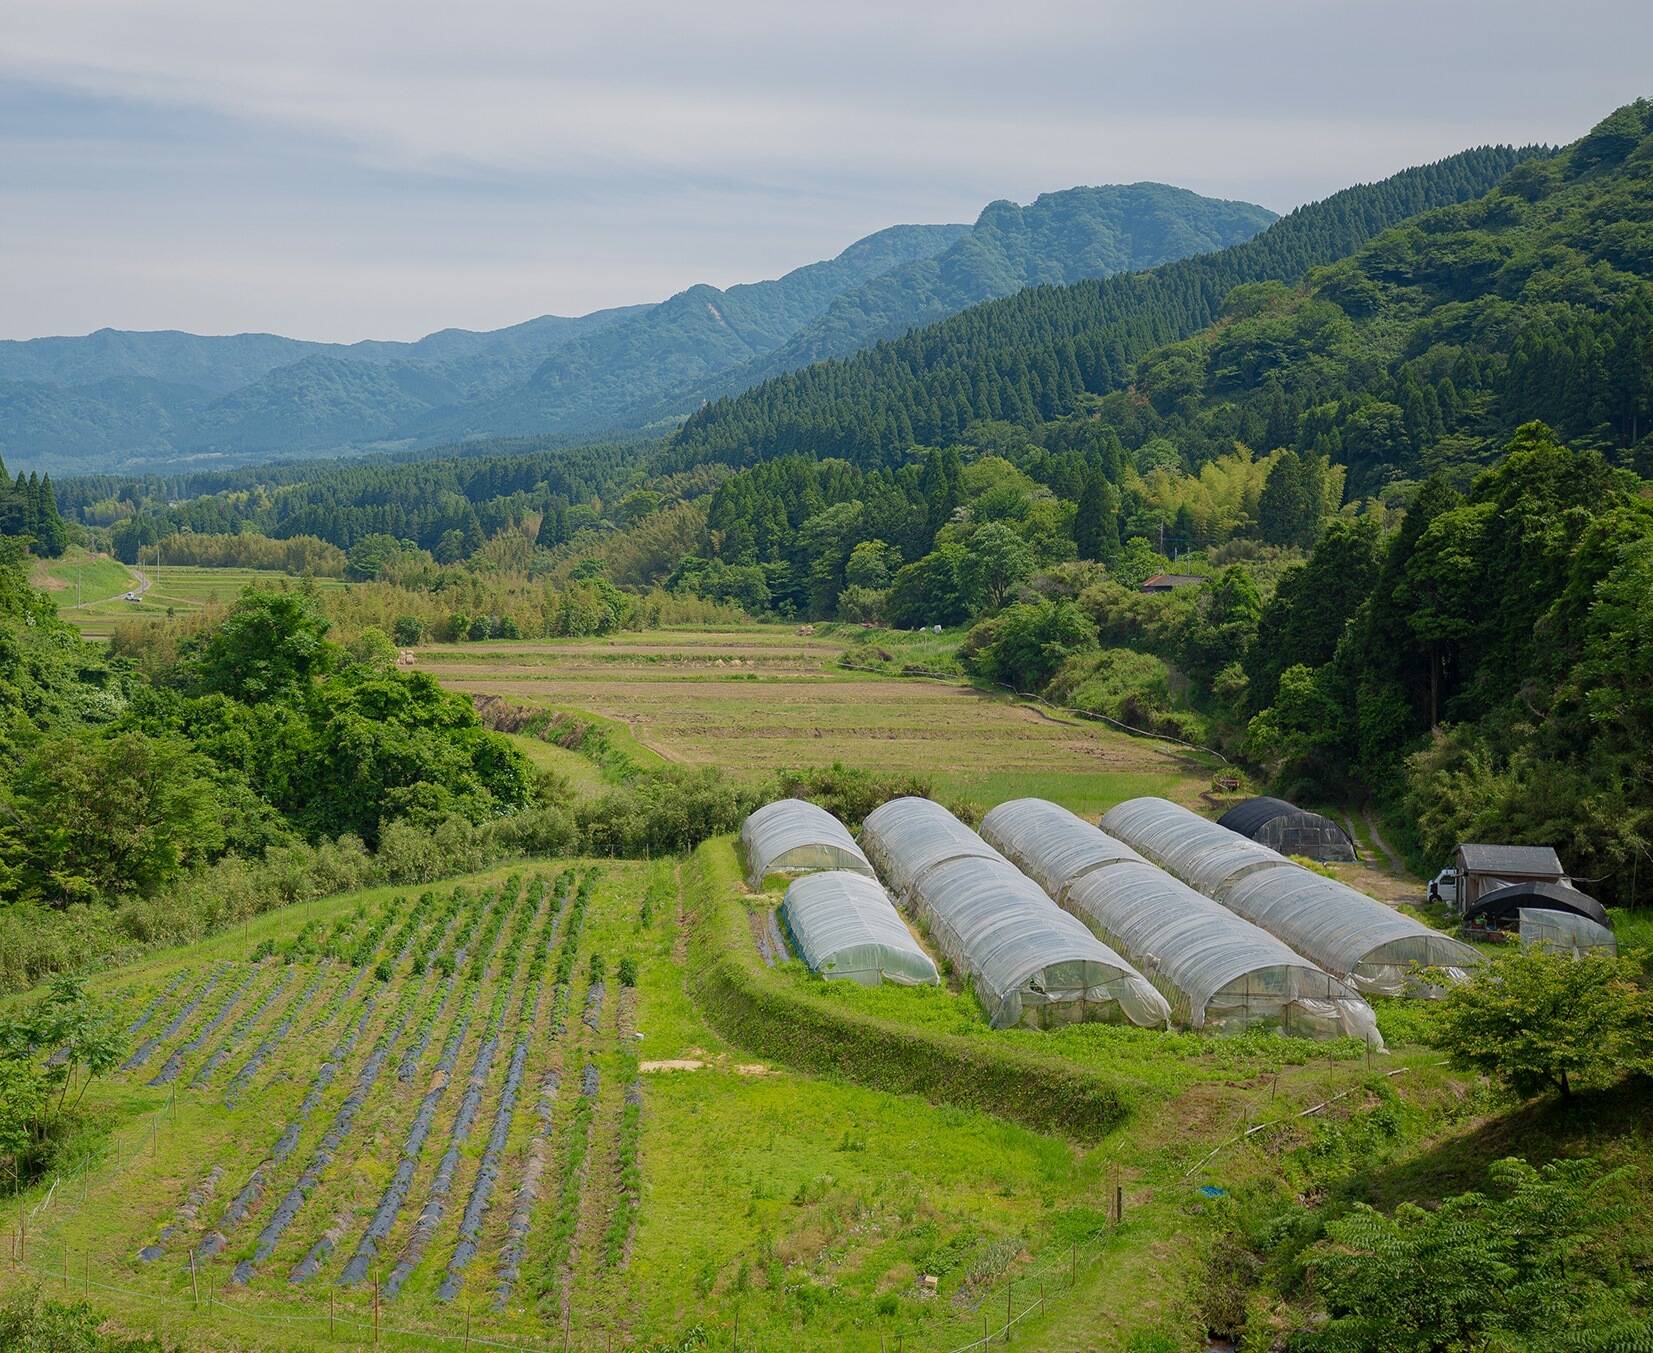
left=9, top=1087, right=1129, bottom=1353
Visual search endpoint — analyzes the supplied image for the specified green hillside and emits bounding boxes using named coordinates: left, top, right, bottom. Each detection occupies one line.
left=666, top=183, right=1278, bottom=409
left=664, top=143, right=1546, bottom=470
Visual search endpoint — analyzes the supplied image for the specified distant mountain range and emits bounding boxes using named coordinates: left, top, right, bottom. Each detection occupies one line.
left=0, top=183, right=1276, bottom=474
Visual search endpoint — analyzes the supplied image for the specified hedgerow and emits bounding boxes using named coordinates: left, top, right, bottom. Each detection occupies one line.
left=685, top=839, right=1128, bottom=1141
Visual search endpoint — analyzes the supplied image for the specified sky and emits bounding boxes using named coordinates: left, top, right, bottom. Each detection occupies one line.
left=3, top=0, right=1650, bottom=343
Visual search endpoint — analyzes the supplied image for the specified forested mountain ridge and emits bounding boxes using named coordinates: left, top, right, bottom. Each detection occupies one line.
left=1, top=184, right=1275, bottom=475
left=651, top=183, right=1278, bottom=413
left=664, top=143, right=1546, bottom=470
left=412, top=222, right=972, bottom=441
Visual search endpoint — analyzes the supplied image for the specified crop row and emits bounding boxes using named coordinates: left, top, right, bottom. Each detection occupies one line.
left=149, top=965, right=264, bottom=1086
left=435, top=878, right=565, bottom=1302
left=199, top=994, right=380, bottom=1259
left=121, top=965, right=226, bottom=1073
left=338, top=984, right=477, bottom=1285
left=123, top=971, right=190, bottom=1040
left=224, top=964, right=334, bottom=1105
left=536, top=1062, right=598, bottom=1314
left=601, top=1067, right=643, bottom=1270
left=382, top=989, right=513, bottom=1298
left=136, top=1163, right=223, bottom=1263
left=408, top=886, right=479, bottom=976
left=231, top=976, right=437, bottom=1285
left=388, top=891, right=440, bottom=966
left=493, top=1067, right=558, bottom=1311
left=192, top=968, right=296, bottom=1089
left=379, top=879, right=553, bottom=1300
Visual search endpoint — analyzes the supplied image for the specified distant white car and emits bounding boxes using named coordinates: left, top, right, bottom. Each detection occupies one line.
left=1427, top=868, right=1458, bottom=907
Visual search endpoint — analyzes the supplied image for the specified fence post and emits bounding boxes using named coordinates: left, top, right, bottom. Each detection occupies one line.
left=330, top=1289, right=335, bottom=1339
left=1115, top=1184, right=1123, bottom=1224
left=374, top=1279, right=380, bottom=1344
left=1006, top=1279, right=1013, bottom=1342
left=189, top=1249, right=199, bottom=1309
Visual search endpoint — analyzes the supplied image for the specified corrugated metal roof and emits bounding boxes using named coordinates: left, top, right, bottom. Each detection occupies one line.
left=1455, top=843, right=1564, bottom=876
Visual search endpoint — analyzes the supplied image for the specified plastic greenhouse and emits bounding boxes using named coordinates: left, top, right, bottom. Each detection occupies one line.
left=1221, top=867, right=1480, bottom=996
left=779, top=871, right=940, bottom=986
left=1216, top=797, right=1356, bottom=862
left=861, top=797, right=1006, bottom=900
left=1102, top=797, right=1481, bottom=997
left=979, top=798, right=1150, bottom=900
left=981, top=798, right=1382, bottom=1043
left=1100, top=796, right=1289, bottom=897
left=739, top=799, right=875, bottom=891
left=1519, top=907, right=1618, bottom=958
left=863, top=798, right=1170, bottom=1030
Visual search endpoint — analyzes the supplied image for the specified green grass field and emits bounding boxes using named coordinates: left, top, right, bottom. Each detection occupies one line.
left=0, top=844, right=1493, bottom=1352
left=35, top=550, right=346, bottom=640
left=420, top=626, right=1217, bottom=815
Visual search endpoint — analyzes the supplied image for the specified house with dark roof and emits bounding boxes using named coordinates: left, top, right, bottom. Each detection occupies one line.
left=1139, top=573, right=1206, bottom=593
left=1452, top=843, right=1567, bottom=910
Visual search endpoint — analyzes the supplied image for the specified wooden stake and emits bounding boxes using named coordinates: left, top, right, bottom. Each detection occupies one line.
left=189, top=1250, right=199, bottom=1309
left=82, top=1250, right=88, bottom=1298
left=1006, top=1279, right=1013, bottom=1342
left=63, top=1248, right=69, bottom=1292
left=330, top=1289, right=335, bottom=1339
left=465, top=1312, right=472, bottom=1349
left=1069, top=1243, right=1075, bottom=1287
left=1115, top=1184, right=1123, bottom=1224
left=374, top=1279, right=380, bottom=1344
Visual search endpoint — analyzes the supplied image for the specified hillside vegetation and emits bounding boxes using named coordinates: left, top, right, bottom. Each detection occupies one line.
left=0, top=183, right=1273, bottom=474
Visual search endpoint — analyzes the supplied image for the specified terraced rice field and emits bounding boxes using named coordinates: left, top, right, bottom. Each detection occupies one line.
left=419, top=627, right=1212, bottom=815
left=35, top=551, right=345, bottom=640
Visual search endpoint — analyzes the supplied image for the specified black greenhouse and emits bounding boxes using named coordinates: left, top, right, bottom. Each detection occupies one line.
left=1215, top=797, right=1355, bottom=862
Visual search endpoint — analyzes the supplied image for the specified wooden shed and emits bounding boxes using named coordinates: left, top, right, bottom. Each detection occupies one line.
left=1452, top=843, right=1566, bottom=911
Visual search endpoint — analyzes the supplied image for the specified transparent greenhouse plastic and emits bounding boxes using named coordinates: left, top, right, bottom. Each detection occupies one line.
left=982, top=799, right=1381, bottom=1044
left=979, top=798, right=1150, bottom=899
left=863, top=798, right=1170, bottom=1030
left=861, top=796, right=1006, bottom=900
left=739, top=799, right=875, bottom=891
left=780, top=871, right=940, bottom=987
left=1101, top=796, right=1289, bottom=896
left=1519, top=907, right=1618, bottom=957
left=1102, top=797, right=1481, bottom=997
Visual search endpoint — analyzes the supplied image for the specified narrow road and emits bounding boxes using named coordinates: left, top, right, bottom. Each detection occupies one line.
left=129, top=565, right=153, bottom=598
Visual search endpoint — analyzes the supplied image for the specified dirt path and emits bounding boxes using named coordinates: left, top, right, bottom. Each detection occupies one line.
left=1361, top=808, right=1406, bottom=874
left=129, top=565, right=153, bottom=598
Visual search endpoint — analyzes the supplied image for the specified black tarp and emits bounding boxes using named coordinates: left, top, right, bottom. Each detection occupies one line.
left=1216, top=797, right=1356, bottom=862
left=1462, top=881, right=1610, bottom=929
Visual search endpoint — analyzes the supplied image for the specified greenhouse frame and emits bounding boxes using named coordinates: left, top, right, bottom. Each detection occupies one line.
left=739, top=798, right=875, bottom=891
left=1519, top=907, right=1618, bottom=958
left=1102, top=797, right=1481, bottom=997
left=864, top=798, right=1170, bottom=1030
left=861, top=796, right=1006, bottom=900
left=981, top=798, right=1382, bottom=1043
left=779, top=871, right=940, bottom=987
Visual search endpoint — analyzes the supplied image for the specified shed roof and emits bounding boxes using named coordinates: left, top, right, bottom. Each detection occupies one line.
left=1455, top=843, right=1564, bottom=876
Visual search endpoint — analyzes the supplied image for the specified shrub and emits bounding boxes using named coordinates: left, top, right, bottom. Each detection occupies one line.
left=1433, top=946, right=1653, bottom=1097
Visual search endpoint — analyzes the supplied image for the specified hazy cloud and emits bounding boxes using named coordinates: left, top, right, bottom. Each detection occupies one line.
left=2, top=0, right=1648, bottom=339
